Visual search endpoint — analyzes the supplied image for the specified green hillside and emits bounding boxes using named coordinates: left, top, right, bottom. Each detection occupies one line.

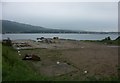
left=2, top=45, right=49, bottom=81
left=2, top=20, right=47, bottom=33
left=0, top=43, right=2, bottom=82
left=2, top=20, right=79, bottom=33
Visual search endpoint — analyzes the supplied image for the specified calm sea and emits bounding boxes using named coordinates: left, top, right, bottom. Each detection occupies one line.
left=2, top=33, right=119, bottom=41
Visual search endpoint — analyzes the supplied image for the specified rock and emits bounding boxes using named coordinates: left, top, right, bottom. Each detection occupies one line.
left=84, top=70, right=88, bottom=74
left=22, top=54, right=41, bottom=61
left=57, top=61, right=60, bottom=64
left=18, top=51, right=20, bottom=53
left=19, top=54, right=21, bottom=56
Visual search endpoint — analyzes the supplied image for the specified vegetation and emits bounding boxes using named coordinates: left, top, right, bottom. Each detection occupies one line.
left=2, top=45, right=49, bottom=81
left=2, top=20, right=80, bottom=33
left=0, top=43, right=2, bottom=82
left=2, top=37, right=12, bottom=46
left=81, top=36, right=120, bottom=46
left=99, top=36, right=120, bottom=45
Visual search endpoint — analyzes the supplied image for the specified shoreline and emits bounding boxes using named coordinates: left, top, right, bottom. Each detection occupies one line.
left=2, top=32, right=120, bottom=35
left=10, top=38, right=120, bottom=50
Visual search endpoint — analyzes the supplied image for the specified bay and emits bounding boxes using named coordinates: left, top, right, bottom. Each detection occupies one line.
left=2, top=33, right=119, bottom=40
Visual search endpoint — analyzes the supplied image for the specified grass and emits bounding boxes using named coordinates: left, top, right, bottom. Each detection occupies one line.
left=0, top=43, right=2, bottom=82
left=2, top=45, right=50, bottom=81
left=81, top=36, right=120, bottom=46
left=81, top=40, right=120, bottom=46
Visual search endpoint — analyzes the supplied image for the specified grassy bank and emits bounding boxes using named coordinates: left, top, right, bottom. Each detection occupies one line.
left=2, top=45, right=49, bottom=81
left=0, top=43, right=2, bottom=82
left=81, top=36, right=120, bottom=46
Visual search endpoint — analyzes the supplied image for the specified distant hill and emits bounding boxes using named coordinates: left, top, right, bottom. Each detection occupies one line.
left=1, top=20, right=119, bottom=34
left=2, top=20, right=44, bottom=33
left=2, top=20, right=80, bottom=33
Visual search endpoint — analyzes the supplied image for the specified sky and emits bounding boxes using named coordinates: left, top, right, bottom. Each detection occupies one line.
left=2, top=2, right=118, bottom=32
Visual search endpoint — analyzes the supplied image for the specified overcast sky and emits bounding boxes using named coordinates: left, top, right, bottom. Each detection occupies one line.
left=2, top=2, right=118, bottom=32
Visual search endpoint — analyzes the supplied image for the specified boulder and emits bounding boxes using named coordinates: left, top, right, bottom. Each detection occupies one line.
left=22, top=54, right=41, bottom=61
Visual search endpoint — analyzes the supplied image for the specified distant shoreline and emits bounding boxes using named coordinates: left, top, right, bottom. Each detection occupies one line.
left=2, top=32, right=120, bottom=34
